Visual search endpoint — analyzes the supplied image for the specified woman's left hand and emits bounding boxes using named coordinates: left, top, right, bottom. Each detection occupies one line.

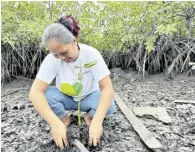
left=88, top=122, right=103, bottom=146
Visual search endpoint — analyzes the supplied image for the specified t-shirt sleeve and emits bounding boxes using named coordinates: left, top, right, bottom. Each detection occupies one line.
left=90, top=49, right=110, bottom=82
left=36, top=54, right=57, bottom=84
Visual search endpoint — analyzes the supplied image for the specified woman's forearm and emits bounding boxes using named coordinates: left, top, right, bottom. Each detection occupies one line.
left=92, top=86, right=113, bottom=124
left=29, top=91, right=61, bottom=126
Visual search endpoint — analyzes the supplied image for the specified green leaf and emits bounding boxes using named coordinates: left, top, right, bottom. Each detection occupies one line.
left=73, top=65, right=81, bottom=68
left=84, top=60, right=97, bottom=68
left=45, top=48, right=49, bottom=52
left=72, top=82, right=83, bottom=95
left=60, top=83, right=77, bottom=96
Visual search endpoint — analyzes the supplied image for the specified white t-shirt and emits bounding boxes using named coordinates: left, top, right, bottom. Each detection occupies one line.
left=36, top=43, right=110, bottom=101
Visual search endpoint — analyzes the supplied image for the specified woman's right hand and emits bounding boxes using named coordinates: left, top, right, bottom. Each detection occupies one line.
left=50, top=121, right=68, bottom=150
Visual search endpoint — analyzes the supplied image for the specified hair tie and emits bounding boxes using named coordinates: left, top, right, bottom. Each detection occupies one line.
left=57, top=15, right=80, bottom=37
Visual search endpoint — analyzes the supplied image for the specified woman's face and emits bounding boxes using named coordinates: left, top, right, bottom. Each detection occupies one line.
left=48, top=38, right=79, bottom=63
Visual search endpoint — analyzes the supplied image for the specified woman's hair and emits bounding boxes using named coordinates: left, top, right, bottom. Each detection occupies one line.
left=57, top=16, right=80, bottom=38
left=41, top=15, right=80, bottom=47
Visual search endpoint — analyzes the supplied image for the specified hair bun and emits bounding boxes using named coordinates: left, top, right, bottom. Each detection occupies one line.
left=58, top=15, right=80, bottom=37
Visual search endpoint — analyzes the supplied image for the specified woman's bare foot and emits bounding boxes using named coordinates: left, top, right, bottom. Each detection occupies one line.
left=84, top=113, right=92, bottom=126
left=61, top=115, right=70, bottom=127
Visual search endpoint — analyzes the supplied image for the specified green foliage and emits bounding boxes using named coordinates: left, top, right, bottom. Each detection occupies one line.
left=1, top=1, right=51, bottom=46
left=1, top=1, right=195, bottom=82
left=2, top=1, right=194, bottom=53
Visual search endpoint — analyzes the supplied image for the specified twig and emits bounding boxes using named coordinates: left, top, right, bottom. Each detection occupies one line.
left=142, top=50, right=147, bottom=78
left=181, top=50, right=191, bottom=72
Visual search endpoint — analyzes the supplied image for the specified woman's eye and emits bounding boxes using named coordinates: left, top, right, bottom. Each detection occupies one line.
left=62, top=52, right=68, bottom=56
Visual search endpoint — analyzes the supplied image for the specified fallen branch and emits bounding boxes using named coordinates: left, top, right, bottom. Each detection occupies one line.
left=113, top=91, right=163, bottom=149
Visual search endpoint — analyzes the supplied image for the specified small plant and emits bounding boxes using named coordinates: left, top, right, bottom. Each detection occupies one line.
left=60, top=60, right=97, bottom=126
left=75, top=60, right=97, bottom=126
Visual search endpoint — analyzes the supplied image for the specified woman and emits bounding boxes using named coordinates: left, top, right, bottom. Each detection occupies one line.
left=29, top=16, right=116, bottom=150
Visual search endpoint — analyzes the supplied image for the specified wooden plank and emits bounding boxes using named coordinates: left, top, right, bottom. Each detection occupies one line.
left=113, top=91, right=163, bottom=149
left=73, top=139, right=89, bottom=152
left=174, top=100, right=195, bottom=104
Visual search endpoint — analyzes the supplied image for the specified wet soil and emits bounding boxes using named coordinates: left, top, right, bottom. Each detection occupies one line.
left=1, top=68, right=195, bottom=152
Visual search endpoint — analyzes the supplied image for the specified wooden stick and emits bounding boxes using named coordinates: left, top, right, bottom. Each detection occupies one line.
left=73, top=139, right=89, bottom=152
left=174, top=100, right=195, bottom=104
left=113, top=91, right=163, bottom=149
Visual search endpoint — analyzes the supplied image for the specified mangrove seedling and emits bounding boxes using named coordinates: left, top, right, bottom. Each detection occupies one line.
left=74, top=60, right=97, bottom=126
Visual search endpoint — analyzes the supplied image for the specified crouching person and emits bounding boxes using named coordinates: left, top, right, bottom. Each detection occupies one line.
left=29, top=16, right=116, bottom=150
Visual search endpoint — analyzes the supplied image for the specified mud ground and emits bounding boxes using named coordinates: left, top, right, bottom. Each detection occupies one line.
left=1, top=68, right=195, bottom=152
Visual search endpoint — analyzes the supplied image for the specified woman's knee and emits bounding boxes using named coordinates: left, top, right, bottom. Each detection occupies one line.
left=45, top=86, right=66, bottom=118
left=45, top=86, right=64, bottom=105
left=88, top=99, right=116, bottom=117
left=45, top=86, right=77, bottom=111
